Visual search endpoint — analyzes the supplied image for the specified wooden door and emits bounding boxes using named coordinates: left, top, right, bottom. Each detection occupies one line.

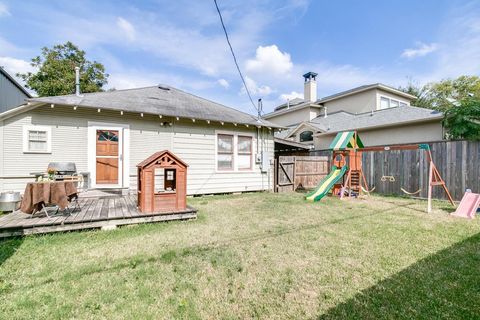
left=96, top=130, right=119, bottom=184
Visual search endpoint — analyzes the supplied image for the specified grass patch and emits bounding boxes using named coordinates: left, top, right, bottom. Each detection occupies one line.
left=0, top=193, right=478, bottom=319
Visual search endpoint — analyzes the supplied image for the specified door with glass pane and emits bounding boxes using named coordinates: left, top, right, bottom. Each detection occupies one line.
left=96, top=130, right=120, bottom=184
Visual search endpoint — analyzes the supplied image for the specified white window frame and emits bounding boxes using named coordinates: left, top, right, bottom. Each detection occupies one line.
left=237, top=135, right=253, bottom=171
left=380, top=96, right=390, bottom=109
left=215, top=130, right=255, bottom=173
left=390, top=99, right=399, bottom=108
left=216, top=133, right=235, bottom=171
left=23, top=125, right=52, bottom=154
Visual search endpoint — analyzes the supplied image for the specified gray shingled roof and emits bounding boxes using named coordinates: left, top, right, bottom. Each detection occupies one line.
left=28, top=85, right=282, bottom=128
left=310, top=106, right=443, bottom=134
left=273, top=97, right=305, bottom=111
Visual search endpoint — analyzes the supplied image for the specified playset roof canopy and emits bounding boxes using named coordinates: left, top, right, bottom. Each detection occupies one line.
left=329, top=131, right=364, bottom=150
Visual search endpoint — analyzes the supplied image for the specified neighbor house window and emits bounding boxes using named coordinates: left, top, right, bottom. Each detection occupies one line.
left=300, top=130, right=313, bottom=142
left=217, top=134, right=234, bottom=170
left=237, top=136, right=252, bottom=170
left=380, top=97, right=390, bottom=109
left=380, top=96, right=407, bottom=109
left=23, top=125, right=52, bottom=153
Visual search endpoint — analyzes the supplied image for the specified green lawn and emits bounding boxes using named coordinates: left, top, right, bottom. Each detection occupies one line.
left=0, top=193, right=479, bottom=319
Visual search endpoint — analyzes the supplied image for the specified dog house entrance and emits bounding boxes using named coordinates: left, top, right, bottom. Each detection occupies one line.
left=154, top=168, right=176, bottom=193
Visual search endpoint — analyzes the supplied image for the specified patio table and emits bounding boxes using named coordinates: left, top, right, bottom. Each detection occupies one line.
left=20, top=181, right=78, bottom=215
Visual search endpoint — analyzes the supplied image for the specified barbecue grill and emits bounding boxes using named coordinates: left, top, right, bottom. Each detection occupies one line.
left=47, top=162, right=78, bottom=180
left=30, top=162, right=90, bottom=190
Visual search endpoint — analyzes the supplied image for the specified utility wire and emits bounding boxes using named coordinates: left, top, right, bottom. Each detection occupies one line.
left=213, top=0, right=258, bottom=114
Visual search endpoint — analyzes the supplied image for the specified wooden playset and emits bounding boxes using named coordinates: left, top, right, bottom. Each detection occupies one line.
left=137, top=150, right=188, bottom=213
left=306, top=131, right=456, bottom=213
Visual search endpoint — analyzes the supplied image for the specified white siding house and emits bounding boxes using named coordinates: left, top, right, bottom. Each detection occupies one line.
left=0, top=86, right=278, bottom=195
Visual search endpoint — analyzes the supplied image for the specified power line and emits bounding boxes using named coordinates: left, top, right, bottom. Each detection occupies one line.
left=213, top=0, right=258, bottom=114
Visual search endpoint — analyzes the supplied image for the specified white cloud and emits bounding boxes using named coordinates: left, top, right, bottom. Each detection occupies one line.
left=107, top=68, right=217, bottom=93
left=279, top=91, right=303, bottom=101
left=428, top=9, right=480, bottom=79
left=0, top=2, right=10, bottom=17
left=217, top=78, right=229, bottom=88
left=401, top=42, right=438, bottom=59
left=116, top=17, right=135, bottom=41
left=0, top=56, right=35, bottom=75
left=246, top=45, right=293, bottom=75
left=243, top=76, right=273, bottom=96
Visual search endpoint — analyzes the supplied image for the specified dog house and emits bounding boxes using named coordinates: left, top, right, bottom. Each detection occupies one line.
left=137, top=150, right=188, bottom=213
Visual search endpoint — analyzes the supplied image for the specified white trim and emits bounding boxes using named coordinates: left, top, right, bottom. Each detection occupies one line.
left=0, top=120, right=4, bottom=191
left=283, top=122, right=319, bottom=140
left=215, top=130, right=255, bottom=173
left=313, top=117, right=443, bottom=137
left=379, top=96, right=390, bottom=110
left=0, top=103, right=40, bottom=121
left=88, top=121, right=130, bottom=189
left=22, top=125, right=52, bottom=154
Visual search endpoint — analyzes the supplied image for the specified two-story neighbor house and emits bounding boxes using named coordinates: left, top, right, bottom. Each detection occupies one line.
left=0, top=67, right=32, bottom=113
left=263, top=72, right=444, bottom=149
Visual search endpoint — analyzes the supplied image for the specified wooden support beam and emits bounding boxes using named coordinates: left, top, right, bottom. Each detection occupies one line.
left=427, top=161, right=433, bottom=213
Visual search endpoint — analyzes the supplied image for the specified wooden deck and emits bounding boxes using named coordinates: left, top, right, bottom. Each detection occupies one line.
left=0, top=195, right=197, bottom=238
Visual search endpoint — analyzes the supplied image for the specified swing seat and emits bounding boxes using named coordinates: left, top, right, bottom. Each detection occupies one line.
left=401, top=187, right=421, bottom=195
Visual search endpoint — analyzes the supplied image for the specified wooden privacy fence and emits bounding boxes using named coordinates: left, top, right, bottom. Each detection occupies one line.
left=312, top=140, right=479, bottom=201
left=275, top=156, right=329, bottom=192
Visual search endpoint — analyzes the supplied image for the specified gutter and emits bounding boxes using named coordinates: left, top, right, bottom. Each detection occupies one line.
left=313, top=116, right=444, bottom=137
left=274, top=137, right=313, bottom=150
left=0, top=102, right=42, bottom=121
left=317, top=84, right=416, bottom=104
left=262, top=102, right=322, bottom=119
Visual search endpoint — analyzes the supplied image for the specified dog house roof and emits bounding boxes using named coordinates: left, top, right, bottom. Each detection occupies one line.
left=136, top=150, right=188, bottom=168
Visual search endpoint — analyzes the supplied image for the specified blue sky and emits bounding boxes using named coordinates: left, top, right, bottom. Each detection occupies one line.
left=0, top=0, right=479, bottom=114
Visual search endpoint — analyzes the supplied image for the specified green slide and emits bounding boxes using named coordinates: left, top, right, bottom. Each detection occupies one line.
left=305, top=165, right=348, bottom=202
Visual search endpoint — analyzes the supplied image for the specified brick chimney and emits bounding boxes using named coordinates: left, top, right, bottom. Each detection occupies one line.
left=303, top=71, right=317, bottom=102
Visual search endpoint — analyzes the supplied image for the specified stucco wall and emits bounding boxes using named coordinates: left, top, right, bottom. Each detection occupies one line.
left=314, top=121, right=444, bottom=150
left=265, top=107, right=317, bottom=127
left=0, top=105, right=274, bottom=194
left=323, top=90, right=377, bottom=115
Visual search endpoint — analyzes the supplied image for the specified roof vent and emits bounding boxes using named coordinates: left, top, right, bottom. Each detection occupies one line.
left=158, top=85, right=170, bottom=91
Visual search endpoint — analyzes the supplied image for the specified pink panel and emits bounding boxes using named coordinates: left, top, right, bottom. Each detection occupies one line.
left=452, top=192, right=480, bottom=219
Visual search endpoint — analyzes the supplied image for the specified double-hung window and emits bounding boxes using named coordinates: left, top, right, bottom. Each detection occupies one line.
left=216, top=133, right=254, bottom=171
left=217, top=134, right=234, bottom=171
left=23, top=125, right=52, bottom=153
left=237, top=136, right=252, bottom=170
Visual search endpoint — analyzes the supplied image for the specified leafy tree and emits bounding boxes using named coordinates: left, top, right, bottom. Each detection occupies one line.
left=398, top=80, right=433, bottom=109
left=443, top=97, right=480, bottom=140
left=399, top=76, right=480, bottom=112
left=18, top=42, right=108, bottom=97
left=425, top=75, right=480, bottom=112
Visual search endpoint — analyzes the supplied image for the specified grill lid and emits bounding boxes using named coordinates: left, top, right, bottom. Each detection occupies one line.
left=47, top=162, right=77, bottom=174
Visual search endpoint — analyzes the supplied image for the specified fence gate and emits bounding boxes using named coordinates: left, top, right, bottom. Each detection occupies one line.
left=275, top=156, right=329, bottom=192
